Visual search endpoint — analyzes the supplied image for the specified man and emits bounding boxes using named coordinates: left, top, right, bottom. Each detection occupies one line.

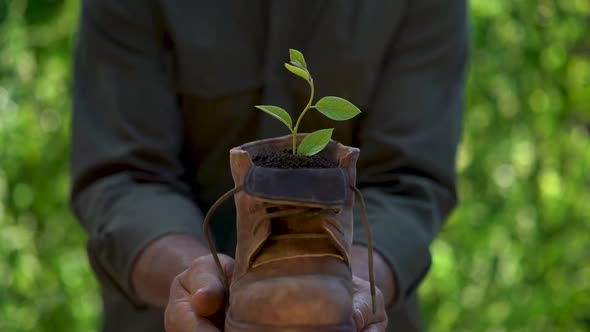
left=70, top=1, right=468, bottom=331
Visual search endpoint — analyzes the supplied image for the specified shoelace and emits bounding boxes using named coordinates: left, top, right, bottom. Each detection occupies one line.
left=203, top=184, right=376, bottom=313
left=251, top=204, right=343, bottom=237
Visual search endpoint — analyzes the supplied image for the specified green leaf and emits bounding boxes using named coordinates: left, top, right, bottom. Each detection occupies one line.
left=285, top=63, right=310, bottom=81
left=289, top=49, right=307, bottom=69
left=314, top=96, right=361, bottom=121
left=297, top=128, right=334, bottom=156
left=255, top=105, right=293, bottom=130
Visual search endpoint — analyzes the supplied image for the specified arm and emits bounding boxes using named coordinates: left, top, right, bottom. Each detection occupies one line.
left=352, top=0, right=469, bottom=308
left=70, top=0, right=207, bottom=308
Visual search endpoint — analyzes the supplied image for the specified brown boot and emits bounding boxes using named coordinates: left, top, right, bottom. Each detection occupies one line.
left=204, top=134, right=375, bottom=332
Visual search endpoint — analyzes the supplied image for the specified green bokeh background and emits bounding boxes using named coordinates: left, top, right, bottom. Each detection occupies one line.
left=0, top=0, right=588, bottom=331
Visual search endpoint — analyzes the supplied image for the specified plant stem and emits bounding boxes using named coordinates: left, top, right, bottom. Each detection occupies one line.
left=293, top=78, right=315, bottom=154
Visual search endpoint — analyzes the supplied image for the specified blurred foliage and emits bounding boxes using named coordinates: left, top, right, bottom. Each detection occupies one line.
left=0, top=0, right=99, bottom=331
left=420, top=0, right=590, bottom=331
left=0, top=0, right=588, bottom=331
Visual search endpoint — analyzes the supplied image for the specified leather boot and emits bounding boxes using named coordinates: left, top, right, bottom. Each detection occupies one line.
left=204, top=134, right=375, bottom=332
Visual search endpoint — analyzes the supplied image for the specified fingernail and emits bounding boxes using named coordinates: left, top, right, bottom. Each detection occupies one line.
left=353, top=308, right=364, bottom=331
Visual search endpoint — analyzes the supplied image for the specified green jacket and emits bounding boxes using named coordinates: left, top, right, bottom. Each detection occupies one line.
left=70, top=1, right=468, bottom=331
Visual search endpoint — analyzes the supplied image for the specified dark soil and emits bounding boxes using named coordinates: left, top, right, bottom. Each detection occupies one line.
left=253, top=149, right=337, bottom=169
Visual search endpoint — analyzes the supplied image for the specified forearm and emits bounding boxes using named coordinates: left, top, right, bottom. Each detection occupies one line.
left=351, top=245, right=396, bottom=307
left=131, top=234, right=211, bottom=308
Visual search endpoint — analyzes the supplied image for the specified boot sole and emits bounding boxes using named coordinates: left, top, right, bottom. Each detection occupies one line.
left=226, top=314, right=354, bottom=332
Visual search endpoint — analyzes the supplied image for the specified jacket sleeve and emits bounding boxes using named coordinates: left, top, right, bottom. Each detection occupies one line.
left=70, top=0, right=204, bottom=306
left=352, top=0, right=469, bottom=307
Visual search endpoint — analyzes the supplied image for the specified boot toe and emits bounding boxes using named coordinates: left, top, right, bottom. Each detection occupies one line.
left=229, top=274, right=353, bottom=326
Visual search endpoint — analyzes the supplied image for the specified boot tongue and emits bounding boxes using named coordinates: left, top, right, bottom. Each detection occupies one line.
left=249, top=207, right=350, bottom=268
left=271, top=210, right=324, bottom=235
left=244, top=166, right=351, bottom=268
left=244, top=166, right=348, bottom=207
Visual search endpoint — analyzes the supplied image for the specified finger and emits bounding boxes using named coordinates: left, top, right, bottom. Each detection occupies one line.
left=164, top=300, right=221, bottom=332
left=352, top=291, right=376, bottom=326
left=353, top=308, right=365, bottom=332
left=352, top=278, right=387, bottom=330
left=188, top=273, right=225, bottom=317
left=362, top=321, right=388, bottom=332
left=169, top=273, right=191, bottom=300
left=352, top=294, right=387, bottom=328
left=181, top=254, right=234, bottom=293
left=179, top=255, right=234, bottom=317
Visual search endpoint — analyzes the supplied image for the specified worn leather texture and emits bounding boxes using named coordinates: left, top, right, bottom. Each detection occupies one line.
left=226, top=135, right=360, bottom=329
left=244, top=166, right=348, bottom=207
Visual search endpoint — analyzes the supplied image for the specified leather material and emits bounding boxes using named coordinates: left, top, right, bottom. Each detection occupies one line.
left=244, top=166, right=348, bottom=207
left=229, top=257, right=353, bottom=326
left=227, top=134, right=359, bottom=330
left=226, top=318, right=354, bottom=332
left=252, top=237, right=344, bottom=268
left=229, top=275, right=352, bottom=325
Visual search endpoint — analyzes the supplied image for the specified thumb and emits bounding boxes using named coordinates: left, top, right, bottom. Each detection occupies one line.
left=189, top=272, right=226, bottom=317
left=352, top=276, right=387, bottom=331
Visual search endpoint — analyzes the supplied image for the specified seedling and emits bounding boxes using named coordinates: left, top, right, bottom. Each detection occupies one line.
left=255, top=49, right=361, bottom=156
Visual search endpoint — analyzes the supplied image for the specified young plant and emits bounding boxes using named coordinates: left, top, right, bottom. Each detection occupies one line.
left=255, top=49, right=361, bottom=156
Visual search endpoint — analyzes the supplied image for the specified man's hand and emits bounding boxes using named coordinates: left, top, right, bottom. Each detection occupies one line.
left=150, top=240, right=392, bottom=331
left=163, top=254, right=386, bottom=332
left=164, top=254, right=234, bottom=332
left=132, top=234, right=212, bottom=308
left=351, top=245, right=396, bottom=332
left=352, top=275, right=388, bottom=332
